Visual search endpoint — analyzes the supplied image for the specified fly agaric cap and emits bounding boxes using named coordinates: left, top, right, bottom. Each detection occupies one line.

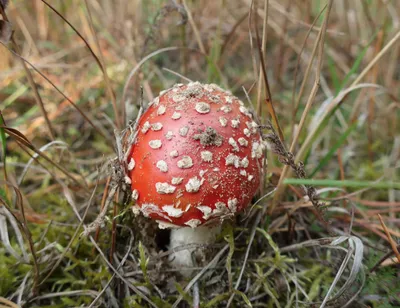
left=128, top=82, right=265, bottom=229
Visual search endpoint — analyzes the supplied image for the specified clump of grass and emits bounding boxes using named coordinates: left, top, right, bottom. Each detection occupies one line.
left=1, top=0, right=399, bottom=307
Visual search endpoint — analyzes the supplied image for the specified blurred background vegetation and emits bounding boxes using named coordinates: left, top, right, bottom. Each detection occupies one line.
left=0, top=0, right=399, bottom=307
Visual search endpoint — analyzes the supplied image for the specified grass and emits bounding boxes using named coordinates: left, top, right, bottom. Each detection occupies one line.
left=0, top=0, right=399, bottom=307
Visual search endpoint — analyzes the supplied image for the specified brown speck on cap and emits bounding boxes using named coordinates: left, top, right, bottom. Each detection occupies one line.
left=193, top=127, right=223, bottom=147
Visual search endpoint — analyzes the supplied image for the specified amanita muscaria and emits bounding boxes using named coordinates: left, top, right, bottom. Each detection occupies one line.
left=127, top=82, right=266, bottom=270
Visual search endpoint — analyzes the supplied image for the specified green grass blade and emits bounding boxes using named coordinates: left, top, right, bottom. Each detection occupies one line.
left=336, top=31, right=378, bottom=95
left=284, top=179, right=400, bottom=190
left=309, top=121, right=359, bottom=177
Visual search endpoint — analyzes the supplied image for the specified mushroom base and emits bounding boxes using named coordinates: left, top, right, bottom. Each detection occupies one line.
left=169, top=225, right=221, bottom=276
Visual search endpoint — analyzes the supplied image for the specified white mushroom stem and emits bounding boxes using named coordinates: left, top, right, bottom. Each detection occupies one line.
left=169, top=225, right=221, bottom=276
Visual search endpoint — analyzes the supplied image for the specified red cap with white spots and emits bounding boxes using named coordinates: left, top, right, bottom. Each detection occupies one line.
left=128, top=82, right=266, bottom=229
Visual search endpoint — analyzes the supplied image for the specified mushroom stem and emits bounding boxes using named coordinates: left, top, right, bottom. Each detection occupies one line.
left=169, top=225, right=221, bottom=276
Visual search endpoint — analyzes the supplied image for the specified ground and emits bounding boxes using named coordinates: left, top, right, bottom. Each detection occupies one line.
left=0, top=0, right=399, bottom=307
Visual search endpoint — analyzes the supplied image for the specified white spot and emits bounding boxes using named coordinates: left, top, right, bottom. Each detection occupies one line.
left=185, top=219, right=202, bottom=228
left=156, top=182, right=176, bottom=194
left=197, top=205, right=212, bottom=219
left=219, top=116, right=228, bottom=127
left=248, top=175, right=254, bottom=181
left=157, top=221, right=181, bottom=229
left=226, top=96, right=233, bottom=104
left=171, top=112, right=181, bottom=120
left=240, top=169, right=247, bottom=176
left=244, top=128, right=251, bottom=137
left=251, top=142, right=264, bottom=159
left=239, top=105, right=252, bottom=117
left=149, top=140, right=162, bottom=149
left=132, top=205, right=140, bottom=216
left=185, top=176, right=204, bottom=193
left=151, top=122, right=163, bottom=131
left=231, top=118, right=240, bottom=128
left=132, top=189, right=139, bottom=201
left=201, top=151, right=213, bottom=162
left=162, top=205, right=184, bottom=217
left=170, top=150, right=179, bottom=158
left=199, top=169, right=207, bottom=177
left=179, top=126, right=189, bottom=136
left=156, top=160, right=168, bottom=172
left=228, top=198, right=238, bottom=212
left=185, top=203, right=192, bottom=211
left=229, top=137, right=239, bottom=152
left=124, top=176, right=131, bottom=184
left=172, top=94, right=186, bottom=103
left=171, top=177, right=184, bottom=185
left=195, top=102, right=211, bottom=114
left=213, top=167, right=220, bottom=172
left=141, top=121, right=151, bottom=133
left=225, top=154, right=240, bottom=168
left=251, top=121, right=259, bottom=133
left=213, top=202, right=228, bottom=216
left=165, top=131, right=174, bottom=140
left=141, top=203, right=172, bottom=222
left=157, top=105, right=166, bottom=115
left=177, top=156, right=193, bottom=169
left=128, top=158, right=135, bottom=170
left=150, top=96, right=159, bottom=106
left=240, top=156, right=249, bottom=168
left=220, top=105, right=232, bottom=113
left=238, top=137, right=248, bottom=147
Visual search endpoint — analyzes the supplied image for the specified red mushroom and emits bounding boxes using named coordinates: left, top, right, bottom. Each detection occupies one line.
left=127, top=82, right=266, bottom=270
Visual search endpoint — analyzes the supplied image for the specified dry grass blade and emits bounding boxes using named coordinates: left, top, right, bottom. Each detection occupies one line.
left=2, top=127, right=84, bottom=188
left=121, top=46, right=180, bottom=105
left=253, top=0, right=284, bottom=141
left=377, top=214, right=400, bottom=263
left=0, top=297, right=19, bottom=308
left=83, top=0, right=120, bottom=128
left=0, top=41, right=110, bottom=142
left=271, top=0, right=336, bottom=213
left=42, top=0, right=120, bottom=128
left=0, top=4, right=55, bottom=140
